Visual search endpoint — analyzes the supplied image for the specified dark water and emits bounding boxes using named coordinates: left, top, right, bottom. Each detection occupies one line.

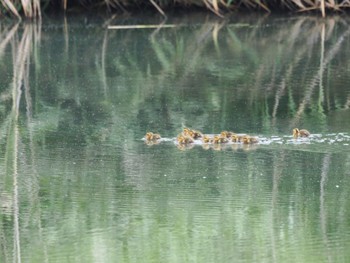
left=0, top=13, right=350, bottom=262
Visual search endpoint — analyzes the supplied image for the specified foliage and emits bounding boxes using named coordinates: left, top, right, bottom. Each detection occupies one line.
left=1, top=0, right=350, bottom=18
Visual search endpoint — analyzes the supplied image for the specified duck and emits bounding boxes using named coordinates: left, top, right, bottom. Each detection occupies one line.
left=293, top=128, right=310, bottom=138
left=190, top=130, right=203, bottom=139
left=242, top=135, right=259, bottom=144
left=145, top=132, right=161, bottom=141
left=220, top=131, right=235, bottom=139
left=183, top=128, right=203, bottom=139
left=182, top=127, right=192, bottom=137
left=231, top=134, right=244, bottom=143
left=177, top=134, right=194, bottom=144
left=213, top=135, right=229, bottom=144
left=202, top=135, right=213, bottom=144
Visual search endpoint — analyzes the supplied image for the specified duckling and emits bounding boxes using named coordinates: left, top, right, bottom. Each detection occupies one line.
left=220, top=131, right=235, bottom=139
left=202, top=135, right=213, bottom=144
left=190, top=130, right=203, bottom=139
left=183, top=127, right=192, bottom=137
left=231, top=134, right=244, bottom=143
left=293, top=128, right=310, bottom=138
left=249, top=137, right=259, bottom=144
left=213, top=135, right=229, bottom=144
left=242, top=135, right=259, bottom=144
left=242, top=136, right=250, bottom=144
left=145, top=132, right=161, bottom=141
left=177, top=134, right=194, bottom=145
left=182, top=128, right=203, bottom=139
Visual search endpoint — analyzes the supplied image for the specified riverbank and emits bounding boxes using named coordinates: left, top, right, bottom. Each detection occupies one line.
left=1, top=0, right=349, bottom=19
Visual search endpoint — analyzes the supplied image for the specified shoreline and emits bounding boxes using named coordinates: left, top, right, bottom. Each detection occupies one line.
left=1, top=0, right=348, bottom=20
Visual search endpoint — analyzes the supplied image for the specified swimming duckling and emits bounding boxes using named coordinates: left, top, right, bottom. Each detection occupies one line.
left=177, top=134, right=194, bottom=144
left=220, top=131, right=235, bottom=139
left=249, top=137, right=259, bottom=144
left=183, top=127, right=192, bottom=136
left=145, top=132, right=161, bottom=141
left=242, top=135, right=259, bottom=144
left=190, top=130, right=203, bottom=139
left=183, top=128, right=203, bottom=139
left=293, top=128, right=310, bottom=138
left=202, top=135, right=213, bottom=144
left=213, top=135, right=229, bottom=144
left=231, top=134, right=244, bottom=143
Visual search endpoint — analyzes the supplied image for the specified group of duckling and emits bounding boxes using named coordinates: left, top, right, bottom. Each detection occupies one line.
left=145, top=127, right=310, bottom=147
left=177, top=128, right=259, bottom=145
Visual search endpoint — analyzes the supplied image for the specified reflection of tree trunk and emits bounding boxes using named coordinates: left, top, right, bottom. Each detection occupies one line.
left=317, top=24, right=325, bottom=113
left=320, top=154, right=332, bottom=263
left=101, top=30, right=109, bottom=97
left=270, top=152, right=285, bottom=263
left=12, top=28, right=23, bottom=263
left=64, top=16, right=69, bottom=52
left=11, top=22, right=26, bottom=263
left=23, top=23, right=49, bottom=263
left=0, top=24, right=19, bottom=58
left=13, top=123, right=21, bottom=263
left=291, top=26, right=350, bottom=127
left=270, top=20, right=311, bottom=119
left=9, top=22, right=46, bottom=263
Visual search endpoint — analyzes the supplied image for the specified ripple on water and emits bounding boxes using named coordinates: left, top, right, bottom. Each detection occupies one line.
left=143, top=132, right=350, bottom=153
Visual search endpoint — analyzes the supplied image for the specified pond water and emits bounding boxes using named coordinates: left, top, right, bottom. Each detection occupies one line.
left=0, top=13, right=350, bottom=262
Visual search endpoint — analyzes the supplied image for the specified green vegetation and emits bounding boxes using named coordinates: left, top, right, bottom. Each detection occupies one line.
left=1, top=0, right=350, bottom=19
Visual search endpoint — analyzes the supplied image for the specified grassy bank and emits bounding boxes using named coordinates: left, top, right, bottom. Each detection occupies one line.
left=1, top=0, right=350, bottom=19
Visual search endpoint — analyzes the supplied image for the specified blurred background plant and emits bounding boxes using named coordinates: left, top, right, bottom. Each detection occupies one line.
left=1, top=0, right=350, bottom=19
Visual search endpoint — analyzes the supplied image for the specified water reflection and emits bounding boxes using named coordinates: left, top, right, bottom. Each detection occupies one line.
left=0, top=15, right=350, bottom=262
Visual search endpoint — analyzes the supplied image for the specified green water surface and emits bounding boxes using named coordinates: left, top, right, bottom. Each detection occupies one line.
left=0, top=13, right=350, bottom=263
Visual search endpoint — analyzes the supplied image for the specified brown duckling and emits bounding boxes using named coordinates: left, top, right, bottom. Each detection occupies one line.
left=183, top=128, right=203, bottom=139
left=177, top=134, right=194, bottom=145
left=202, top=135, right=214, bottom=144
left=145, top=132, right=161, bottom=141
left=220, top=131, right=235, bottom=139
left=249, top=137, right=259, bottom=144
left=190, top=130, right=203, bottom=139
left=242, top=135, right=259, bottom=144
left=183, top=127, right=192, bottom=137
left=293, top=128, right=310, bottom=138
left=213, top=135, right=229, bottom=144
left=231, top=134, right=244, bottom=143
